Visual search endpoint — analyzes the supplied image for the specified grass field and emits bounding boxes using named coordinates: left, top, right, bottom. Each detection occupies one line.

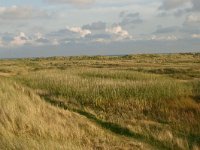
left=0, top=53, right=200, bottom=150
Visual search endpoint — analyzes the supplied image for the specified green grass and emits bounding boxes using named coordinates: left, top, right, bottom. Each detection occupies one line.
left=0, top=53, right=200, bottom=150
left=192, top=80, right=200, bottom=103
left=18, top=69, right=190, bottom=105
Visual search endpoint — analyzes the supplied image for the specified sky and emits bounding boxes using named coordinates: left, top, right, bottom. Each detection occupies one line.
left=0, top=0, right=200, bottom=58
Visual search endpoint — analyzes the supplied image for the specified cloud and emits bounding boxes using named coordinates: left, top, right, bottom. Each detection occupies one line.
left=0, top=31, right=57, bottom=47
left=10, top=32, right=29, bottom=46
left=186, top=14, right=200, bottom=23
left=159, top=0, right=190, bottom=10
left=151, top=16, right=200, bottom=39
left=151, top=35, right=177, bottom=41
left=159, top=0, right=200, bottom=13
left=154, top=26, right=180, bottom=34
left=44, top=0, right=94, bottom=6
left=192, top=34, right=200, bottom=38
left=0, top=23, right=133, bottom=47
left=32, top=32, right=52, bottom=46
left=0, top=6, right=49, bottom=20
left=119, top=12, right=143, bottom=26
left=0, top=25, right=132, bottom=47
left=153, top=21, right=200, bottom=39
left=106, top=25, right=132, bottom=40
left=191, top=0, right=200, bottom=11
left=1, top=38, right=200, bottom=59
left=82, top=21, right=106, bottom=30
left=34, top=32, right=43, bottom=39
left=35, top=38, right=50, bottom=45
left=85, top=33, right=111, bottom=43
left=67, top=26, right=91, bottom=37
left=184, top=14, right=200, bottom=26
left=47, top=26, right=92, bottom=44
left=152, top=22, right=200, bottom=40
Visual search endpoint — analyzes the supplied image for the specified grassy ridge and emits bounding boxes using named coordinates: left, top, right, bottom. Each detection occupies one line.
left=0, top=53, right=200, bottom=149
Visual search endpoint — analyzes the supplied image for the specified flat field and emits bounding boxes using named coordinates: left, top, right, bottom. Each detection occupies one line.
left=0, top=53, right=200, bottom=150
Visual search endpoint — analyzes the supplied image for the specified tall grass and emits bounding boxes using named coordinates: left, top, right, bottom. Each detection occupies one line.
left=19, top=69, right=191, bottom=105
left=0, top=78, right=139, bottom=150
left=192, top=80, right=200, bottom=100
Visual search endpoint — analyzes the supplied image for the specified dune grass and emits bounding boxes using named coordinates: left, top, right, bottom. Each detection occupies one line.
left=1, top=78, right=149, bottom=150
left=17, top=68, right=199, bottom=149
left=0, top=53, right=200, bottom=150
left=18, top=69, right=191, bottom=106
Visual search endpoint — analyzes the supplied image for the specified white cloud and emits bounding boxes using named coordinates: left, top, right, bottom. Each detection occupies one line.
left=186, top=14, right=200, bottom=23
left=3, top=32, right=59, bottom=47
left=10, top=32, right=29, bottom=46
left=106, top=25, right=132, bottom=40
left=151, top=35, right=177, bottom=41
left=66, top=26, right=91, bottom=37
left=184, top=14, right=200, bottom=27
left=32, top=32, right=51, bottom=46
left=192, top=34, right=200, bottom=38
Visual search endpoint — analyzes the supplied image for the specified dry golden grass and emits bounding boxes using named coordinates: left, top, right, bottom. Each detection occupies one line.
left=0, top=78, right=156, bottom=150
left=0, top=53, right=200, bottom=150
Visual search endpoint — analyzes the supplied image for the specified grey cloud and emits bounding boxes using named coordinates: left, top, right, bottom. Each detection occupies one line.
left=153, top=22, right=200, bottom=39
left=159, top=0, right=200, bottom=13
left=47, top=29, right=80, bottom=40
left=157, top=11, right=168, bottom=17
left=152, top=18, right=200, bottom=39
left=191, top=0, right=200, bottom=11
left=119, top=11, right=126, bottom=18
left=0, top=6, right=50, bottom=20
left=44, top=0, right=94, bottom=6
left=119, top=12, right=143, bottom=26
left=154, top=26, right=180, bottom=34
left=35, top=38, right=50, bottom=44
left=159, top=0, right=190, bottom=10
left=85, top=33, right=111, bottom=40
left=180, top=26, right=200, bottom=34
left=82, top=21, right=106, bottom=30
left=173, top=9, right=187, bottom=17
left=46, top=27, right=91, bottom=44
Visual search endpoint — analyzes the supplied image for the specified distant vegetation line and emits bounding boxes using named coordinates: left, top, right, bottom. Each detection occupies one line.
left=0, top=52, right=199, bottom=60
